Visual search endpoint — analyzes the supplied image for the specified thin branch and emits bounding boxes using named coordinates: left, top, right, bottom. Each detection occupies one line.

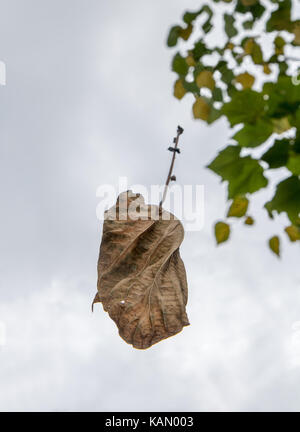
left=159, top=125, right=184, bottom=210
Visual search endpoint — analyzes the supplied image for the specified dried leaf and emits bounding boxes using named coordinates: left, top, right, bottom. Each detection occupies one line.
left=93, top=191, right=189, bottom=350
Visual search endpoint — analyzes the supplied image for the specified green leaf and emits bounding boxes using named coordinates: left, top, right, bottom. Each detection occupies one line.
left=235, top=0, right=265, bottom=20
left=192, top=40, right=211, bottom=61
left=285, top=225, right=300, bottom=242
left=263, top=76, right=300, bottom=118
left=207, top=145, right=268, bottom=199
left=278, top=61, right=289, bottom=76
left=167, top=26, right=181, bottom=47
left=222, top=89, right=265, bottom=126
left=201, top=5, right=213, bottom=34
left=182, top=79, right=199, bottom=94
left=233, top=119, right=273, bottom=148
left=274, top=36, right=286, bottom=55
left=207, top=105, right=222, bottom=125
left=266, top=0, right=292, bottom=32
left=216, top=60, right=235, bottom=85
left=227, top=197, right=249, bottom=217
left=269, top=236, right=280, bottom=257
left=251, top=42, right=264, bottom=64
left=265, top=176, right=300, bottom=225
left=212, top=87, right=223, bottom=102
left=172, top=53, right=189, bottom=76
left=261, top=139, right=291, bottom=168
left=215, top=221, right=230, bottom=244
left=243, top=20, right=254, bottom=29
left=224, top=14, right=238, bottom=38
left=183, top=5, right=213, bottom=30
left=287, top=153, right=300, bottom=176
left=183, top=11, right=200, bottom=24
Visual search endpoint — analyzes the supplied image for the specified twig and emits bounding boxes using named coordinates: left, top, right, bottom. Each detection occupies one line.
left=159, top=125, right=184, bottom=210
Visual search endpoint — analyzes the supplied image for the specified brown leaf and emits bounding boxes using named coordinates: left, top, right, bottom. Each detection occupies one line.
left=93, top=191, right=189, bottom=350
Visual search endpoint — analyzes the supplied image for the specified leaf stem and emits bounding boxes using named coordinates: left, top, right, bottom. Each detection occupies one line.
left=159, top=125, right=184, bottom=209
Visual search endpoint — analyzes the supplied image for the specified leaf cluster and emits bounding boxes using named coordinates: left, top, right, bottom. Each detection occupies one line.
left=167, top=0, right=300, bottom=255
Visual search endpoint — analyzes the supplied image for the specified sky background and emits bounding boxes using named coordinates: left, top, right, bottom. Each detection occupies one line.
left=0, top=0, right=300, bottom=411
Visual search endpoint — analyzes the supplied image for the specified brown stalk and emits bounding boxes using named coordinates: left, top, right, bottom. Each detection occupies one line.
left=159, top=125, right=184, bottom=209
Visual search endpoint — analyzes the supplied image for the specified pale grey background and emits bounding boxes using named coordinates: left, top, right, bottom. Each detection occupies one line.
left=0, top=0, right=300, bottom=412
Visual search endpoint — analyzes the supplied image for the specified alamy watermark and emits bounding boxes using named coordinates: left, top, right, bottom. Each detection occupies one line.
left=96, top=177, right=205, bottom=232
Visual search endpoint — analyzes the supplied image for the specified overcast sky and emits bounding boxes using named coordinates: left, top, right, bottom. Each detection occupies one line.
left=0, top=0, right=300, bottom=412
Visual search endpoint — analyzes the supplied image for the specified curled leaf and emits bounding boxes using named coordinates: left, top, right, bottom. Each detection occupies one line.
left=93, top=191, right=189, bottom=350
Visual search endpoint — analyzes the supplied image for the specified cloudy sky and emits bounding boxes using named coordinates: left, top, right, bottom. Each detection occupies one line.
left=0, top=0, right=300, bottom=412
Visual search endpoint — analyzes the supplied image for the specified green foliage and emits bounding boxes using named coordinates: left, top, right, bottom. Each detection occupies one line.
left=265, top=176, right=300, bottom=225
left=207, top=146, right=268, bottom=198
left=167, top=0, right=300, bottom=253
